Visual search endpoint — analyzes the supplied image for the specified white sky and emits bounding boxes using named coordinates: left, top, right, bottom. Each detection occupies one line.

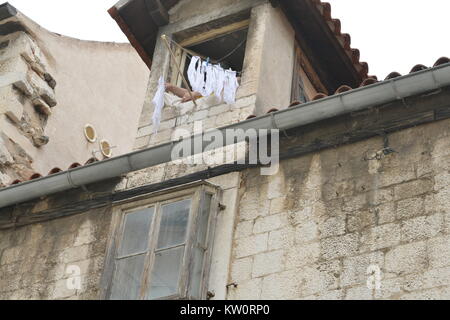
left=7, top=0, right=450, bottom=79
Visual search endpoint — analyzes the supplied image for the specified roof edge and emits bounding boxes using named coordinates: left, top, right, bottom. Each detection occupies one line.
left=0, top=2, right=17, bottom=21
left=108, top=5, right=153, bottom=69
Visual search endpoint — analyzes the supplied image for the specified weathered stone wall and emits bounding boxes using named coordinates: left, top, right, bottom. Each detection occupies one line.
left=228, top=118, right=450, bottom=300
left=0, top=170, right=241, bottom=300
left=0, top=31, right=58, bottom=185
left=0, top=207, right=111, bottom=300
left=1, top=116, right=450, bottom=300
left=0, top=9, right=150, bottom=186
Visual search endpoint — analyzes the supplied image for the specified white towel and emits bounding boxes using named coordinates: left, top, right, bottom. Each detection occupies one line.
left=187, top=56, right=201, bottom=92
left=223, top=69, right=239, bottom=105
left=203, top=63, right=216, bottom=97
left=152, top=76, right=166, bottom=134
left=214, top=66, right=226, bottom=100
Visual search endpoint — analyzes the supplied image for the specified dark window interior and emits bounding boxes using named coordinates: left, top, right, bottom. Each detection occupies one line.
left=180, top=28, right=248, bottom=89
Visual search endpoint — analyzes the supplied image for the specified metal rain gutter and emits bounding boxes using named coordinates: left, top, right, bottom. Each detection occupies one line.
left=1, top=63, right=450, bottom=209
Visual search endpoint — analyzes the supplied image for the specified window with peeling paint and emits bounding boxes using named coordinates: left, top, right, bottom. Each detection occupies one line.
left=105, top=184, right=219, bottom=300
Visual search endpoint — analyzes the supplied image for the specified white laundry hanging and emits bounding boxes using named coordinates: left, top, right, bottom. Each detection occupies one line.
left=186, top=56, right=239, bottom=105
left=213, top=66, right=226, bottom=100
left=187, top=56, right=202, bottom=93
left=198, top=61, right=209, bottom=96
left=203, top=63, right=216, bottom=97
left=152, top=76, right=166, bottom=134
left=223, top=69, right=239, bottom=105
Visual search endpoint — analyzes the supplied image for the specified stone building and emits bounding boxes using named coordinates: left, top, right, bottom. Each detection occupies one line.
left=1, top=0, right=450, bottom=300
left=0, top=2, right=149, bottom=186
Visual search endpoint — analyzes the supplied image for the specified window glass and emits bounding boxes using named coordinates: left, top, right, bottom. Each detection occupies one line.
left=110, top=255, right=146, bottom=300
left=108, top=189, right=216, bottom=301
left=157, top=199, right=191, bottom=249
left=119, top=208, right=154, bottom=257
left=189, top=247, right=205, bottom=298
left=147, top=247, right=185, bottom=300
left=197, top=194, right=212, bottom=246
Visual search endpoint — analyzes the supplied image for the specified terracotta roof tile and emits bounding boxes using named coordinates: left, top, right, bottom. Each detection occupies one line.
left=310, top=0, right=370, bottom=80
left=434, top=57, right=450, bottom=67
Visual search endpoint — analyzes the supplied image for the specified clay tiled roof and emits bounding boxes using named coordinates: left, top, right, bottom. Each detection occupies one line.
left=310, top=0, right=370, bottom=80
left=6, top=158, right=100, bottom=187
left=256, top=56, right=450, bottom=111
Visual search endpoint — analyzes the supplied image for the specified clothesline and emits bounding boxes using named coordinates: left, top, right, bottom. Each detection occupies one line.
left=151, top=36, right=241, bottom=134
left=167, top=37, right=243, bottom=76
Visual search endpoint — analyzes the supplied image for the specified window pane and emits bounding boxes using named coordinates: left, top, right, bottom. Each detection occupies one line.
left=189, top=247, right=206, bottom=299
left=197, top=194, right=212, bottom=246
left=110, top=254, right=146, bottom=300
left=147, top=247, right=184, bottom=300
left=119, top=208, right=154, bottom=257
left=157, top=199, right=191, bottom=249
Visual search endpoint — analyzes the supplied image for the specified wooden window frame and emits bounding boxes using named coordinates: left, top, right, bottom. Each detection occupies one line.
left=169, top=19, right=250, bottom=87
left=291, top=41, right=328, bottom=102
left=101, top=182, right=221, bottom=300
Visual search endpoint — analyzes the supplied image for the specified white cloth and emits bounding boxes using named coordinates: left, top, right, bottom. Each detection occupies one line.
left=186, top=56, right=239, bottom=104
left=198, top=61, right=208, bottom=96
left=223, top=69, right=239, bottom=105
left=213, top=66, right=226, bottom=100
left=203, top=63, right=216, bottom=97
left=164, top=92, right=183, bottom=108
left=187, top=56, right=202, bottom=92
left=152, top=76, right=166, bottom=134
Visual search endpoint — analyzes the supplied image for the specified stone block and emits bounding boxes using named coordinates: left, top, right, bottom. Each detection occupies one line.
left=360, top=223, right=401, bottom=252
left=235, top=220, right=254, bottom=240
left=285, top=242, right=320, bottom=269
left=295, top=220, right=319, bottom=244
left=346, top=209, right=377, bottom=232
left=378, top=165, right=416, bottom=188
left=235, top=232, right=268, bottom=259
left=231, top=257, right=253, bottom=282
left=269, top=197, right=286, bottom=215
left=385, top=242, right=427, bottom=275
left=320, top=233, right=359, bottom=260
left=32, top=97, right=52, bottom=116
left=396, top=197, right=425, bottom=220
left=427, top=235, right=450, bottom=269
left=401, top=214, right=444, bottom=242
left=394, top=179, right=434, bottom=200
left=267, top=227, right=295, bottom=251
left=28, top=72, right=57, bottom=107
left=377, top=202, right=396, bottom=224
left=261, top=269, right=299, bottom=300
left=253, top=213, right=288, bottom=234
left=252, top=250, right=285, bottom=277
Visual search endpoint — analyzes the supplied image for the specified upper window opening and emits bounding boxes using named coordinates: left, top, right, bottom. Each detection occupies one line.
left=170, top=19, right=250, bottom=90
left=187, top=28, right=248, bottom=74
left=291, top=41, right=327, bottom=102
